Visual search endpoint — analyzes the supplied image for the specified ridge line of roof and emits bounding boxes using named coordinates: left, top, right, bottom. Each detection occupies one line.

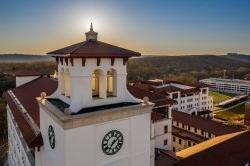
left=7, top=90, right=41, bottom=136
left=69, top=41, right=87, bottom=54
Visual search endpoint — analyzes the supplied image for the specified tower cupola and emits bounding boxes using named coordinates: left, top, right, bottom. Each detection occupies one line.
left=85, top=23, right=98, bottom=41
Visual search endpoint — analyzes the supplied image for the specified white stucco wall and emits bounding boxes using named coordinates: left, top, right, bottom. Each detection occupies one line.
left=153, top=119, right=172, bottom=150
left=7, top=106, right=33, bottom=166
left=51, top=58, right=139, bottom=112
left=38, top=107, right=151, bottom=166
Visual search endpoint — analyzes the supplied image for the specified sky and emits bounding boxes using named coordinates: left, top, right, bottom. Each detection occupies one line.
left=0, top=0, right=250, bottom=55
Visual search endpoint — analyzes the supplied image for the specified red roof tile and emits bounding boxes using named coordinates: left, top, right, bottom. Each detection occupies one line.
left=151, top=111, right=166, bottom=122
left=172, top=126, right=205, bottom=143
left=127, top=85, right=176, bottom=107
left=47, top=40, right=141, bottom=58
left=15, top=71, right=52, bottom=77
left=172, top=111, right=242, bottom=136
left=175, top=131, right=250, bottom=166
left=3, top=76, right=57, bottom=148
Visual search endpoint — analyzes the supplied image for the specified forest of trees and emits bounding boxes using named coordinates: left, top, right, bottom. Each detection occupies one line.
left=127, top=55, right=250, bottom=82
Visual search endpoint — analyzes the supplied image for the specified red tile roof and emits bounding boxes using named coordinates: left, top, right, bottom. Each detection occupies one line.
left=154, top=86, right=181, bottom=93
left=15, top=71, right=52, bottom=77
left=172, top=126, right=205, bottom=143
left=172, top=111, right=242, bottom=136
left=175, top=131, right=250, bottom=166
left=151, top=111, right=166, bottom=122
left=47, top=40, right=141, bottom=58
left=3, top=76, right=57, bottom=148
left=127, top=85, right=177, bottom=107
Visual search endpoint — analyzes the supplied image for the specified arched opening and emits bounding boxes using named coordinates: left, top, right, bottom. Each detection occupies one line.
left=60, top=68, right=65, bottom=95
left=107, top=69, right=117, bottom=97
left=92, top=69, right=102, bottom=98
left=64, top=69, right=71, bottom=98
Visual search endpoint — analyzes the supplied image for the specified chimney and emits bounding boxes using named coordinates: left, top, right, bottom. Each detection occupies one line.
left=244, top=102, right=250, bottom=126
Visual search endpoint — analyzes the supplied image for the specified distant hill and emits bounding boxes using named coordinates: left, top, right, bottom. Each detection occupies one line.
left=128, top=55, right=250, bottom=81
left=0, top=53, right=249, bottom=83
left=223, top=53, right=250, bottom=62
left=0, top=54, right=53, bottom=62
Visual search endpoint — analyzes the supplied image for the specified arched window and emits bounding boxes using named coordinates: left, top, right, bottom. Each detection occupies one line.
left=60, top=68, right=65, bottom=95
left=64, top=69, right=71, bottom=97
left=107, top=69, right=117, bottom=97
left=92, top=69, right=101, bottom=97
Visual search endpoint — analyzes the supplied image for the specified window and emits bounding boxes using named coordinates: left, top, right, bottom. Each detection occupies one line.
left=92, top=70, right=100, bottom=97
left=64, top=70, right=71, bottom=97
left=107, top=69, right=117, bottom=97
left=91, top=69, right=103, bottom=98
left=60, top=69, right=65, bottom=95
left=173, top=147, right=176, bottom=152
left=182, top=124, right=184, bottom=128
left=172, top=93, right=178, bottom=99
left=195, top=128, right=197, bottom=133
left=188, top=126, right=191, bottom=131
left=164, top=139, right=168, bottom=145
left=201, top=130, right=204, bottom=136
left=208, top=133, right=212, bottom=138
left=202, top=89, right=207, bottom=94
left=173, top=136, right=176, bottom=142
left=179, top=139, right=181, bottom=145
left=164, top=125, right=168, bottom=133
left=60, top=69, right=71, bottom=97
left=188, top=141, right=191, bottom=147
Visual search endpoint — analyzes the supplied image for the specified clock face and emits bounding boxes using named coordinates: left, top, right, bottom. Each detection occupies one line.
left=48, top=125, right=55, bottom=149
left=102, top=130, right=123, bottom=155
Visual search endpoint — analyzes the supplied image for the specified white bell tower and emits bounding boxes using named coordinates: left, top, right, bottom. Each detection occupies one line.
left=49, top=23, right=140, bottom=112
left=37, top=23, right=153, bottom=166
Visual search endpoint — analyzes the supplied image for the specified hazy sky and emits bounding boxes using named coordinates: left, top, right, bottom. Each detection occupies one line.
left=0, top=0, right=250, bottom=55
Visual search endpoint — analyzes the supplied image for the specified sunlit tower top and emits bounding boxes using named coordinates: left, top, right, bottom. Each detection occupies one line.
left=47, top=23, right=141, bottom=112
left=85, top=22, right=98, bottom=41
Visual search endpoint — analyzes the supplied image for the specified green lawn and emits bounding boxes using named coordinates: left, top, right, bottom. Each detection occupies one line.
left=214, top=103, right=245, bottom=121
left=209, top=91, right=236, bottom=105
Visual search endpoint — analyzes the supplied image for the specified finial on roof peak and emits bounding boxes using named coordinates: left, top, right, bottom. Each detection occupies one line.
left=90, top=22, right=93, bottom=31
left=85, top=22, right=98, bottom=41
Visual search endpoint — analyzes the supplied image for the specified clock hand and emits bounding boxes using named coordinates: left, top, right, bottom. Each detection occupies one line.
left=110, top=138, right=117, bottom=148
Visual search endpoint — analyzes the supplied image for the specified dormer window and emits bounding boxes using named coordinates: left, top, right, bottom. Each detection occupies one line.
left=107, top=69, right=117, bottom=97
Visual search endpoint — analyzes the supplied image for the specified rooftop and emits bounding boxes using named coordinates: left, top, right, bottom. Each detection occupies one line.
left=172, top=110, right=242, bottom=136
left=176, top=131, right=250, bottom=166
left=127, top=84, right=177, bottom=107
left=47, top=98, right=139, bottom=115
left=47, top=24, right=141, bottom=58
left=200, top=78, right=250, bottom=85
left=132, top=80, right=207, bottom=95
left=15, top=71, right=52, bottom=77
left=3, top=76, right=57, bottom=148
left=172, top=126, right=206, bottom=143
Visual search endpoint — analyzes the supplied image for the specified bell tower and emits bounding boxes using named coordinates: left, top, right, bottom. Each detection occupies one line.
left=37, top=24, right=153, bottom=166
left=48, top=23, right=141, bottom=112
